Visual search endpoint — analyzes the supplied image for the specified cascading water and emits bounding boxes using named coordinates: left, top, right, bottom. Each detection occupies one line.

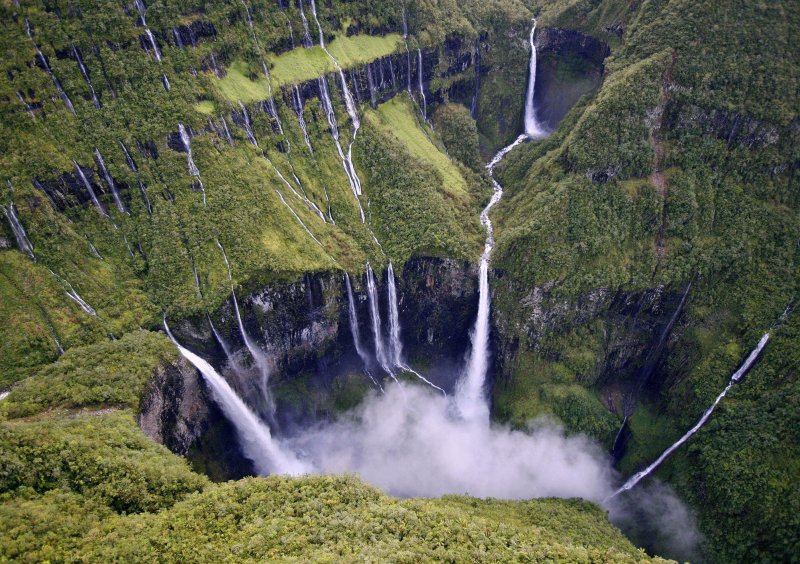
left=164, top=319, right=308, bottom=475
left=94, top=149, right=128, bottom=213
left=134, top=0, right=162, bottom=62
left=72, top=45, right=100, bottom=109
left=402, top=8, right=412, bottom=93
left=523, top=20, right=546, bottom=138
left=178, top=123, right=206, bottom=205
left=344, top=272, right=380, bottom=389
left=297, top=0, right=313, bottom=48
left=274, top=189, right=325, bottom=249
left=417, top=48, right=427, bottom=121
left=456, top=19, right=547, bottom=422
left=367, top=63, right=377, bottom=108
left=365, top=264, right=393, bottom=376
left=119, top=141, right=138, bottom=171
left=73, top=161, right=108, bottom=217
left=220, top=115, right=234, bottom=145
left=292, top=85, right=314, bottom=152
left=137, top=180, right=153, bottom=215
left=317, top=76, right=365, bottom=220
left=208, top=314, right=241, bottom=374
left=386, top=262, right=445, bottom=394
left=217, top=240, right=275, bottom=412
left=25, top=19, right=75, bottom=114
left=48, top=269, right=97, bottom=316
left=607, top=333, right=771, bottom=500
left=471, top=39, right=481, bottom=119
left=309, top=0, right=364, bottom=205
left=2, top=200, right=35, bottom=260
left=386, top=262, right=403, bottom=367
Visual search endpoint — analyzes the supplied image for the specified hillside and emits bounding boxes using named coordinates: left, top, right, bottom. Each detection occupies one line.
left=1, top=0, right=798, bottom=561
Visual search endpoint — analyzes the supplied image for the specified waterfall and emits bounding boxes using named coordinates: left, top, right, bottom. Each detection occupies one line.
left=238, top=101, right=260, bottom=148
left=274, top=190, right=325, bottom=249
left=386, top=262, right=403, bottom=366
left=72, top=45, right=100, bottom=109
left=119, top=141, right=138, bottom=171
left=73, top=161, right=108, bottom=217
left=220, top=115, right=234, bottom=145
left=208, top=314, right=241, bottom=374
left=456, top=20, right=549, bottom=420
left=134, top=0, right=162, bottom=62
left=297, top=0, right=313, bottom=48
left=345, top=273, right=371, bottom=367
left=178, top=123, right=206, bottom=205
left=607, top=333, right=771, bottom=500
left=292, top=85, right=314, bottom=152
left=49, top=269, right=97, bottom=316
left=365, top=264, right=392, bottom=375
left=417, top=49, right=427, bottom=121
left=2, top=201, right=34, bottom=260
left=162, top=74, right=170, bottom=92
left=386, top=262, right=446, bottom=394
left=217, top=240, right=274, bottom=412
left=309, top=0, right=364, bottom=206
left=471, top=39, right=481, bottom=119
left=317, top=76, right=365, bottom=218
left=25, top=20, right=75, bottom=114
left=164, top=319, right=308, bottom=475
left=523, top=20, right=546, bottom=138
left=367, top=63, right=377, bottom=108
left=94, top=149, right=127, bottom=213
left=137, top=180, right=152, bottom=215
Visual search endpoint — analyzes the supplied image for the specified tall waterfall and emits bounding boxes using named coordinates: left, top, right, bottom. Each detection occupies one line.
left=164, top=320, right=308, bottom=475
left=178, top=123, right=206, bottom=205
left=523, top=20, right=546, bottom=138
left=25, top=20, right=75, bottom=114
left=345, top=273, right=371, bottom=369
left=386, top=262, right=403, bottom=366
left=217, top=240, right=274, bottom=411
left=607, top=333, right=771, bottom=500
left=94, top=149, right=128, bottom=213
left=417, top=49, right=427, bottom=121
left=365, top=264, right=392, bottom=374
left=292, top=85, right=314, bottom=152
left=73, top=161, right=108, bottom=217
left=456, top=20, right=548, bottom=422
left=402, top=8, right=412, bottom=93
left=2, top=200, right=35, bottom=260
left=72, top=45, right=100, bottom=109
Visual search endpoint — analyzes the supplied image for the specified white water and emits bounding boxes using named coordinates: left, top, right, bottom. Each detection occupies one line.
left=178, top=123, right=206, bottom=205
left=2, top=201, right=34, bottom=260
left=48, top=269, right=97, bottom=316
left=317, top=76, right=365, bottom=217
left=456, top=19, right=548, bottom=422
left=72, top=46, right=100, bottom=109
left=345, top=272, right=372, bottom=370
left=73, top=161, right=108, bottom=217
left=417, top=49, right=427, bottom=121
left=608, top=333, right=771, bottom=500
left=365, top=264, right=392, bottom=374
left=134, top=0, right=162, bottom=62
left=25, top=20, right=75, bottom=114
left=292, top=85, right=314, bottom=152
left=309, top=0, right=364, bottom=207
left=162, top=74, right=170, bottom=92
left=386, top=262, right=403, bottom=366
left=16, top=91, right=35, bottom=118
left=220, top=115, right=234, bottom=145
left=137, top=180, right=152, bottom=215
left=119, top=141, right=137, bottom=171
left=274, top=189, right=326, bottom=249
left=297, top=0, right=313, bottom=48
left=217, top=240, right=274, bottom=411
left=523, top=20, right=546, bottom=138
left=94, top=149, right=127, bottom=213
left=164, top=320, right=307, bottom=475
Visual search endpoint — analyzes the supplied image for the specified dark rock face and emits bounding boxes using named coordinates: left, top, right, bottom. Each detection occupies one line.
left=533, top=28, right=609, bottom=131
left=153, top=257, right=480, bottom=478
left=663, top=102, right=784, bottom=149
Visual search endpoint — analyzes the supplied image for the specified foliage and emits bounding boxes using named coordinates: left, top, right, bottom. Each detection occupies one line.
left=433, top=103, right=482, bottom=171
left=0, top=330, right=176, bottom=418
